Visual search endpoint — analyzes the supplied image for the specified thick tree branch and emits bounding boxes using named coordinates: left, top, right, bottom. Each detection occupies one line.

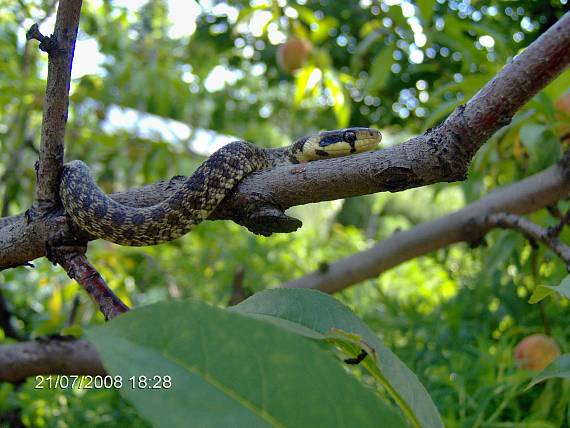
left=214, top=11, right=570, bottom=217
left=0, top=338, right=105, bottom=383
left=2, top=11, right=570, bottom=383
left=31, top=0, right=82, bottom=207
left=3, top=160, right=570, bottom=382
left=0, top=13, right=569, bottom=267
left=279, top=156, right=570, bottom=292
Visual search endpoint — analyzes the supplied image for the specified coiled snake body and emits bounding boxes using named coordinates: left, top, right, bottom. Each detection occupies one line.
left=60, top=127, right=381, bottom=246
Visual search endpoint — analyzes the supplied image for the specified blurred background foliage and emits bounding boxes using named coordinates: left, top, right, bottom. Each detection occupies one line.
left=1, top=0, right=570, bottom=426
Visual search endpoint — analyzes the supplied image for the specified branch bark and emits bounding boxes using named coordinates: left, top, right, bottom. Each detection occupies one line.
left=32, top=0, right=82, bottom=206
left=3, top=158, right=570, bottom=381
left=92, top=10, right=570, bottom=230
left=0, top=338, right=105, bottom=383
left=279, top=155, right=570, bottom=292
left=2, top=10, right=570, bottom=383
left=2, top=13, right=569, bottom=268
left=480, top=213, right=570, bottom=266
left=55, top=252, right=130, bottom=320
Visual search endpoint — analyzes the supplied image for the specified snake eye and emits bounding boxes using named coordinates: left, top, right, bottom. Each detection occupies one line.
left=343, top=131, right=356, bottom=143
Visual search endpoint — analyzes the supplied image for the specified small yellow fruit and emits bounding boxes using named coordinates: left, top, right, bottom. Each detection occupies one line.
left=276, top=37, right=313, bottom=74
left=514, top=334, right=561, bottom=372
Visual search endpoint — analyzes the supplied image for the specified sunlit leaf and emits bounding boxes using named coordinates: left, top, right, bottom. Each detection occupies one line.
left=310, top=16, right=338, bottom=44
left=294, top=65, right=316, bottom=106
left=324, top=70, right=350, bottom=127
left=528, top=286, right=554, bottom=304
left=60, top=325, right=85, bottom=338
left=292, top=5, right=317, bottom=26
left=359, top=20, right=382, bottom=38
left=530, top=275, right=570, bottom=303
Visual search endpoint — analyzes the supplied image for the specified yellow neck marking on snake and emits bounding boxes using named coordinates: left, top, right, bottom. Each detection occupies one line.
left=295, top=127, right=382, bottom=162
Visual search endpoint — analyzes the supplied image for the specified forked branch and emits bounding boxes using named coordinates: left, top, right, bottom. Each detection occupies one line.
left=0, top=13, right=569, bottom=269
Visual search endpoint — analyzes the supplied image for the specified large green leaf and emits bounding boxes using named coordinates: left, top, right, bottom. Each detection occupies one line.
left=233, top=289, right=443, bottom=428
left=528, top=354, right=570, bottom=389
left=87, top=300, right=406, bottom=428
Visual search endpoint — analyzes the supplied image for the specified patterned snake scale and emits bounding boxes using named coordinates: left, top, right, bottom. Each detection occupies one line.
left=60, top=127, right=381, bottom=246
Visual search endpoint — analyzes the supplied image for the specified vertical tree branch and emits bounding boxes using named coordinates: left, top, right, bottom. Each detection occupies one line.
left=23, top=1, right=127, bottom=321
left=32, top=0, right=82, bottom=206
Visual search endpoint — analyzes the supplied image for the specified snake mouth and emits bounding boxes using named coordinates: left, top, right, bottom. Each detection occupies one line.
left=292, top=127, right=382, bottom=161
left=317, top=135, right=381, bottom=154
left=353, top=136, right=381, bottom=152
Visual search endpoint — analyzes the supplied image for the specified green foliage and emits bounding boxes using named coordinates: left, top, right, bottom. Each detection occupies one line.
left=1, top=0, right=570, bottom=426
left=529, top=274, right=570, bottom=303
left=88, top=297, right=408, bottom=428
left=529, top=354, right=570, bottom=388
left=1, top=381, right=148, bottom=428
left=233, top=289, right=443, bottom=428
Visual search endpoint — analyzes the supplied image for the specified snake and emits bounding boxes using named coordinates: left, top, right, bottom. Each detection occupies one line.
left=59, top=127, right=382, bottom=246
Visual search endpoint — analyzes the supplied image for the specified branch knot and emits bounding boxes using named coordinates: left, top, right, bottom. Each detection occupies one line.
left=26, top=24, right=61, bottom=54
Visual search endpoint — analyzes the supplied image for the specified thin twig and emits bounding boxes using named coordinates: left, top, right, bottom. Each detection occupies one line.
left=66, top=294, right=81, bottom=327
left=58, top=254, right=129, bottom=320
left=228, top=266, right=251, bottom=306
left=481, top=212, right=570, bottom=268
left=547, top=207, right=570, bottom=237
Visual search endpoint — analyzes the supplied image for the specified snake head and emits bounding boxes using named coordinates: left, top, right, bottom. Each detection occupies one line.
left=293, top=127, right=381, bottom=162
